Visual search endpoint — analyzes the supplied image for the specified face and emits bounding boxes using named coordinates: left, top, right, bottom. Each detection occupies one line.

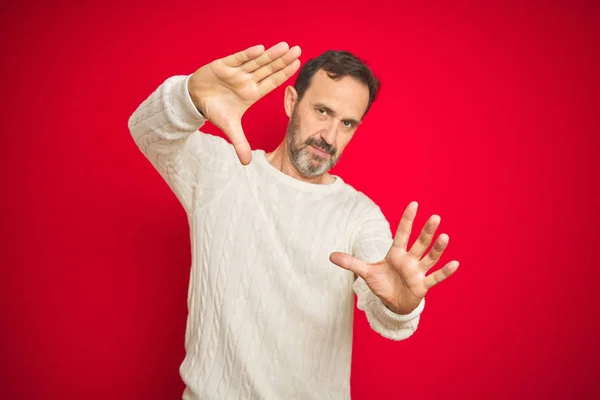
left=285, top=69, right=370, bottom=178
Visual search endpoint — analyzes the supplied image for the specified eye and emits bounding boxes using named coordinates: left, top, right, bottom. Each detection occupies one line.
left=316, top=107, right=327, bottom=115
left=343, top=120, right=354, bottom=128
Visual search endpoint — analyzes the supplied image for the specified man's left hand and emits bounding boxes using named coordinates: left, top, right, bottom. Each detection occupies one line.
left=330, top=201, right=460, bottom=315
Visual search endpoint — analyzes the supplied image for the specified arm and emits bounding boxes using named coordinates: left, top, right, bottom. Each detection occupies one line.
left=128, top=42, right=302, bottom=211
left=350, top=206, right=425, bottom=341
left=128, top=74, right=238, bottom=213
left=331, top=201, right=460, bottom=341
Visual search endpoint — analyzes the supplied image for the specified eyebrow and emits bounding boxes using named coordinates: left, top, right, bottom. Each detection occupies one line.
left=314, top=102, right=361, bottom=126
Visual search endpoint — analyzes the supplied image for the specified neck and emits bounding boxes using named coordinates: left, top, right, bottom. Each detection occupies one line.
left=265, top=141, right=335, bottom=185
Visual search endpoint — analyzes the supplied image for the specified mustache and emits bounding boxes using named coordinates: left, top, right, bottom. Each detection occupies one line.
left=305, top=137, right=336, bottom=155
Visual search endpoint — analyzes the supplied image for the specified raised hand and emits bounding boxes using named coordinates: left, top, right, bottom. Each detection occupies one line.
left=187, top=42, right=302, bottom=165
left=330, top=202, right=460, bottom=315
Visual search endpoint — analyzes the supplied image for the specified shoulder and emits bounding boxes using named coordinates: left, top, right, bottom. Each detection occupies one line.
left=335, top=180, right=386, bottom=224
left=339, top=180, right=381, bottom=210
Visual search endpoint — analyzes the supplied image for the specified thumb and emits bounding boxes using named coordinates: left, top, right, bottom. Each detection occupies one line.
left=223, top=121, right=252, bottom=165
left=329, top=252, right=369, bottom=279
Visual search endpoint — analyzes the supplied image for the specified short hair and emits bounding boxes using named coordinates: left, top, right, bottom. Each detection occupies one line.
left=293, top=50, right=380, bottom=118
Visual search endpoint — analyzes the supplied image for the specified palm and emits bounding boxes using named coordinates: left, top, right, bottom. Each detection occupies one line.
left=330, top=202, right=460, bottom=315
left=207, top=60, right=262, bottom=104
left=188, top=42, right=301, bottom=164
left=366, top=250, right=426, bottom=308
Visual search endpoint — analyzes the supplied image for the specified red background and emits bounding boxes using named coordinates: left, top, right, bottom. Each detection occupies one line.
left=2, top=0, right=599, bottom=398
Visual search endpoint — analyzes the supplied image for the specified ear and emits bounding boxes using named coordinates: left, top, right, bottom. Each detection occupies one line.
left=284, top=86, right=298, bottom=117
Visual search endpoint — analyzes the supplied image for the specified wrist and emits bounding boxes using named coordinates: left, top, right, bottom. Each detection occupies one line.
left=186, top=75, right=207, bottom=118
left=382, top=299, right=418, bottom=315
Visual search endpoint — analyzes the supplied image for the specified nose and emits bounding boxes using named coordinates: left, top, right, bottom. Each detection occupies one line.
left=321, top=120, right=339, bottom=145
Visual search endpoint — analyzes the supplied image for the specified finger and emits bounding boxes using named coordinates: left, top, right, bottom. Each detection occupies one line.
left=221, top=44, right=265, bottom=68
left=252, top=45, right=302, bottom=82
left=392, top=201, right=419, bottom=251
left=419, top=233, right=449, bottom=272
left=234, top=141, right=252, bottom=165
left=242, top=41, right=290, bottom=73
left=424, top=261, right=460, bottom=289
left=258, top=59, right=301, bottom=98
left=329, top=252, right=370, bottom=279
left=220, top=120, right=252, bottom=165
left=408, top=214, right=441, bottom=259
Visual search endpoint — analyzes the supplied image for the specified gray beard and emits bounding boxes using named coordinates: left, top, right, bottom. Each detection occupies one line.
left=285, top=107, right=341, bottom=178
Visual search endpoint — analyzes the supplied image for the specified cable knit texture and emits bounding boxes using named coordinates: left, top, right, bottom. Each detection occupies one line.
left=128, top=75, right=425, bottom=400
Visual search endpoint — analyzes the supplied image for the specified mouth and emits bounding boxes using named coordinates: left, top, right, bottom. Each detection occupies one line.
left=309, top=145, right=331, bottom=157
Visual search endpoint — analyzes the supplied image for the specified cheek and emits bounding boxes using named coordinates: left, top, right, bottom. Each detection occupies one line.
left=296, top=112, right=320, bottom=138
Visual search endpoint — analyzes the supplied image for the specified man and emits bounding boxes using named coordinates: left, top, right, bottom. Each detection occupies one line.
left=128, top=42, right=459, bottom=399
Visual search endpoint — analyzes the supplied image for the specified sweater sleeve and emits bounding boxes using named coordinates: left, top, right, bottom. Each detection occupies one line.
left=351, top=203, right=426, bottom=341
left=128, top=74, right=240, bottom=213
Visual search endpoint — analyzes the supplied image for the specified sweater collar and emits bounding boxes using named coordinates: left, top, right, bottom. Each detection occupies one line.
left=252, top=150, right=344, bottom=194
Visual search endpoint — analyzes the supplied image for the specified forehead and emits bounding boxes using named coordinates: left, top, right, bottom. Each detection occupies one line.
left=302, top=69, right=370, bottom=119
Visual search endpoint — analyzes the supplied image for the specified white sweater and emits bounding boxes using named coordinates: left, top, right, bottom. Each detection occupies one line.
left=128, top=75, right=425, bottom=400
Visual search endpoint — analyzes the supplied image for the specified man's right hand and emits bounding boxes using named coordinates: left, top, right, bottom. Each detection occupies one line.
left=187, top=42, right=302, bottom=165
